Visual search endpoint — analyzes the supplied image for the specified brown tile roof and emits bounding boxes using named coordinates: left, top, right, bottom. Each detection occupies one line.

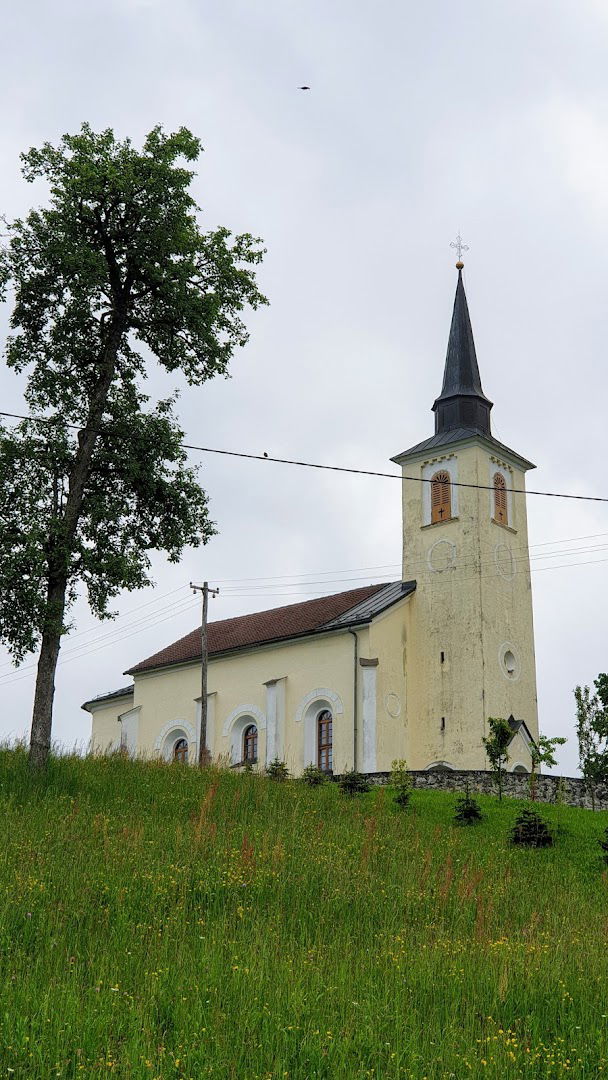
left=125, top=583, right=388, bottom=676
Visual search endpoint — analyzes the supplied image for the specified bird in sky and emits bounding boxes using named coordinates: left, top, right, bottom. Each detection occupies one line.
left=298, top=86, right=311, bottom=90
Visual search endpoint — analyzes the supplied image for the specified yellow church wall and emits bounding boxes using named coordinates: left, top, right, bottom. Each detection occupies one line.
left=399, top=438, right=538, bottom=771
left=365, top=598, right=411, bottom=771
left=88, top=694, right=133, bottom=754
left=129, top=629, right=360, bottom=775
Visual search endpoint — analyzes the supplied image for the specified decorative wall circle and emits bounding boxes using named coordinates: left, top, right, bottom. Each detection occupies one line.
left=384, top=692, right=401, bottom=718
left=494, top=543, right=516, bottom=581
left=498, top=641, right=521, bottom=681
left=427, top=539, right=457, bottom=573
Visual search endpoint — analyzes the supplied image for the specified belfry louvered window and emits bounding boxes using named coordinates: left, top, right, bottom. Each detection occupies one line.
left=430, top=471, right=451, bottom=524
left=493, top=473, right=508, bottom=525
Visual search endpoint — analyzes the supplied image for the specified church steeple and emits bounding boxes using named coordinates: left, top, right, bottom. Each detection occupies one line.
left=432, top=263, right=493, bottom=437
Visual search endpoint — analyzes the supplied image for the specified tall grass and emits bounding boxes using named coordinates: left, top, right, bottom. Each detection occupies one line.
left=1, top=748, right=607, bottom=1078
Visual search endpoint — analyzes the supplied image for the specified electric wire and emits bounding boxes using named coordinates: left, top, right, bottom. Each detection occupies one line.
left=2, top=548, right=608, bottom=689
left=1, top=410, right=607, bottom=504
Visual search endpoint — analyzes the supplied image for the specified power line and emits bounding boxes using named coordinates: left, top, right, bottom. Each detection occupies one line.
left=0, top=596, right=199, bottom=685
left=3, top=549, right=608, bottom=690
left=1, top=409, right=607, bottom=504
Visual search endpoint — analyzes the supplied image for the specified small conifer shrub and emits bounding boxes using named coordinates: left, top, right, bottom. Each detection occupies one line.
left=265, top=757, right=289, bottom=781
left=301, top=764, right=329, bottom=786
left=599, top=826, right=608, bottom=864
left=453, top=787, right=483, bottom=825
left=390, top=759, right=413, bottom=809
left=338, top=769, right=370, bottom=797
left=510, top=806, right=554, bottom=847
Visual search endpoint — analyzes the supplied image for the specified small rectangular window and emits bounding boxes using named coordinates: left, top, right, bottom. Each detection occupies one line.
left=440, top=717, right=446, bottom=732
left=440, top=651, right=445, bottom=664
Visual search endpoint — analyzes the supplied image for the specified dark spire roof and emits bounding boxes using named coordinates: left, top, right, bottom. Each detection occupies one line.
left=432, top=267, right=493, bottom=437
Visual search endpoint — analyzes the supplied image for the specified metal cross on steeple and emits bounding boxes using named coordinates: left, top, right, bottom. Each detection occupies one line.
left=450, top=233, right=469, bottom=263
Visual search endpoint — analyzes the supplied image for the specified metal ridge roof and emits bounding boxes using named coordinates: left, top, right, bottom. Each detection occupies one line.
left=81, top=684, right=134, bottom=712
left=391, top=428, right=536, bottom=469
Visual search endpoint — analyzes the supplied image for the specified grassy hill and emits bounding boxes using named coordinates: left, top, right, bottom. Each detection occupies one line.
left=1, top=749, right=607, bottom=1080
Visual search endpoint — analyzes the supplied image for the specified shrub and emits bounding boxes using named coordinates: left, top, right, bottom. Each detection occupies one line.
left=599, top=826, right=608, bottom=864
left=390, top=759, right=413, bottom=810
left=338, top=770, right=370, bottom=797
left=301, top=764, right=329, bottom=786
left=454, top=787, right=483, bottom=825
left=510, top=806, right=554, bottom=847
left=265, top=757, right=289, bottom=781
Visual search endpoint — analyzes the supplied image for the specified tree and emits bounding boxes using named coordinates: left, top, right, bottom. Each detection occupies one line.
left=0, top=125, right=267, bottom=768
left=529, top=734, right=567, bottom=800
left=574, top=684, right=608, bottom=810
left=482, top=716, right=512, bottom=800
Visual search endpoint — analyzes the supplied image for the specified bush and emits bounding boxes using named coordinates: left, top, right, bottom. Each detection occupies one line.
left=390, top=759, right=413, bottom=810
left=454, top=788, right=483, bottom=825
left=599, top=826, right=608, bottom=864
left=338, top=770, right=370, bottom=797
left=510, top=806, right=554, bottom=847
left=265, top=757, right=289, bottom=781
left=301, top=764, right=329, bottom=786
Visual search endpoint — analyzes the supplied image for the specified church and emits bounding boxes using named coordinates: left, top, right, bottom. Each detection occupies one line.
left=84, top=262, right=539, bottom=775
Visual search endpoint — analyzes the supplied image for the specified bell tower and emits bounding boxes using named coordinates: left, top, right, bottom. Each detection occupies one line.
left=391, top=259, right=539, bottom=770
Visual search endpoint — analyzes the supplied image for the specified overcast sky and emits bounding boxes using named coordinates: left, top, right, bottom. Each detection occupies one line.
left=1, top=0, right=607, bottom=775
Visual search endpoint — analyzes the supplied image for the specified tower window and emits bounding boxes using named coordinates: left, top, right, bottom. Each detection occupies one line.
left=493, top=472, right=508, bottom=526
left=440, top=717, right=446, bottom=732
left=430, top=471, right=452, bottom=524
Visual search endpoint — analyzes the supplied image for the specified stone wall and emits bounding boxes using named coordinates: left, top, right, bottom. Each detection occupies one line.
left=361, top=769, right=608, bottom=812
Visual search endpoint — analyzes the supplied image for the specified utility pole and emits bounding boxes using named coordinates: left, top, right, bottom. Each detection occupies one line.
left=190, top=581, right=219, bottom=766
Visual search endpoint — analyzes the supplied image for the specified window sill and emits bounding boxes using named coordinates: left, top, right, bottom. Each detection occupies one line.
left=421, top=517, right=459, bottom=530
left=491, top=519, right=517, bottom=534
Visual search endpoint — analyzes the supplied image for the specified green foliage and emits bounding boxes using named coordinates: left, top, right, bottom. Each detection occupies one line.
left=482, top=716, right=512, bottom=800
left=301, top=763, right=329, bottom=786
left=0, top=125, right=267, bottom=760
left=338, top=769, right=371, bottom=797
left=265, top=757, right=289, bottom=781
left=510, top=806, right=554, bottom=847
left=0, top=125, right=267, bottom=659
left=2, top=748, right=608, bottom=1077
left=529, top=733, right=567, bottom=799
left=390, top=758, right=413, bottom=809
left=574, top=684, right=608, bottom=809
left=453, top=786, right=483, bottom=825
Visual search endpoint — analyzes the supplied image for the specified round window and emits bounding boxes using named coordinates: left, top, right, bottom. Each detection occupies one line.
left=499, top=643, right=521, bottom=681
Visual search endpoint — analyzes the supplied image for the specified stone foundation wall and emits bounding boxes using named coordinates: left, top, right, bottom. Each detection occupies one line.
left=361, top=769, right=608, bottom=812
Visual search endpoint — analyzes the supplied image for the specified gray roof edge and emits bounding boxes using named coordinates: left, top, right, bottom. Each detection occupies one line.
left=391, top=430, right=536, bottom=471
left=322, top=580, right=417, bottom=629
left=81, top=684, right=134, bottom=713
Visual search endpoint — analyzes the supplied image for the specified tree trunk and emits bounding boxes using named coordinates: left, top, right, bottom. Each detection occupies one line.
left=29, top=575, right=68, bottom=769
left=28, top=309, right=127, bottom=769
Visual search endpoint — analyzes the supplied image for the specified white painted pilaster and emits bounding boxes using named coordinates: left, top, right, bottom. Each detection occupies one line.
left=119, top=706, right=141, bottom=757
left=264, top=677, right=286, bottom=764
left=360, top=662, right=378, bottom=773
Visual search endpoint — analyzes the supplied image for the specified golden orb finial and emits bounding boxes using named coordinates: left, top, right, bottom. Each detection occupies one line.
left=456, top=260, right=464, bottom=269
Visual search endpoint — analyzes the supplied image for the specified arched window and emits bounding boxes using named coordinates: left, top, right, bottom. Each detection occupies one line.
left=173, top=737, right=188, bottom=763
left=243, top=724, right=258, bottom=763
left=317, top=709, right=333, bottom=772
left=430, top=471, right=451, bottom=524
left=493, top=472, right=508, bottom=525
